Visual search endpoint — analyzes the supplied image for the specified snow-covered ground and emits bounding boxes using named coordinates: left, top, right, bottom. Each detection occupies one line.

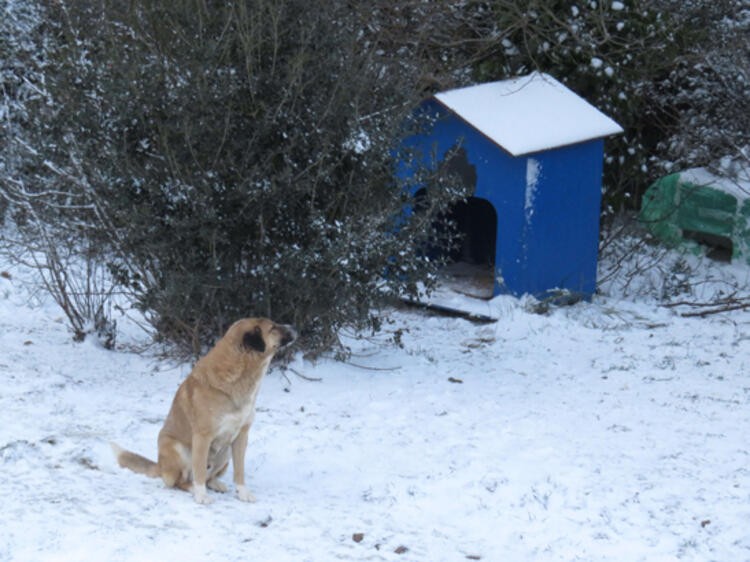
left=1, top=243, right=749, bottom=562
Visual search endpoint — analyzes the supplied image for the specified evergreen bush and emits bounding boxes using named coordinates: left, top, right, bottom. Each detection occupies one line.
left=417, top=0, right=747, bottom=217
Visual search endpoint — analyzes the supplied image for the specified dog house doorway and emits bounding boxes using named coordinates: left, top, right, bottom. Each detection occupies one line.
left=416, top=146, right=498, bottom=299
left=441, top=196, right=497, bottom=299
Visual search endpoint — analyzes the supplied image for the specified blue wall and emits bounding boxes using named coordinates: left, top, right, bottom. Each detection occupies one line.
left=521, top=140, right=603, bottom=297
left=406, top=100, right=603, bottom=298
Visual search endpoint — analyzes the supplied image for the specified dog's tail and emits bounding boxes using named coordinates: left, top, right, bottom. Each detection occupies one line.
left=111, top=442, right=160, bottom=478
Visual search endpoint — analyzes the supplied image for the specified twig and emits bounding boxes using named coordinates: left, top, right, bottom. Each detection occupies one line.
left=342, top=361, right=401, bottom=372
left=662, top=293, right=750, bottom=317
left=679, top=302, right=750, bottom=318
left=288, top=367, right=322, bottom=382
left=280, top=370, right=292, bottom=388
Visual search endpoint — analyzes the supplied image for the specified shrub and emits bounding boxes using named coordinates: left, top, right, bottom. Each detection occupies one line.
left=3, top=0, right=462, bottom=355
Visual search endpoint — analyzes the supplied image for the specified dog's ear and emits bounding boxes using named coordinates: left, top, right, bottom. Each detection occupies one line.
left=242, top=326, right=266, bottom=353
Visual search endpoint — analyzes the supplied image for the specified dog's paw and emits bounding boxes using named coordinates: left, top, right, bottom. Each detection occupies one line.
left=236, top=485, right=256, bottom=503
left=192, top=484, right=214, bottom=505
left=207, top=479, right=228, bottom=493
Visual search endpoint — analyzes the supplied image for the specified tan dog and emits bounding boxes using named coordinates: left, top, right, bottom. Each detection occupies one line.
left=112, top=318, right=296, bottom=504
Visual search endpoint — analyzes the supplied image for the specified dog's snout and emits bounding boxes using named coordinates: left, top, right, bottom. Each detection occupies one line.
left=279, top=325, right=297, bottom=347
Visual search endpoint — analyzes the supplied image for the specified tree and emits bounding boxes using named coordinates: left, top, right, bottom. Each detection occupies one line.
left=386, top=0, right=749, bottom=214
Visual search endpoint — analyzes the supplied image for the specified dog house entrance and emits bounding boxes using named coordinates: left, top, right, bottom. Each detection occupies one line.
left=437, top=145, right=497, bottom=299
left=440, top=196, right=498, bottom=299
left=415, top=146, right=498, bottom=299
left=415, top=190, right=498, bottom=299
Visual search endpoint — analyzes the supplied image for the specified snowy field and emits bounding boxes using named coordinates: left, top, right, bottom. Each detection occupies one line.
left=1, top=243, right=749, bottom=562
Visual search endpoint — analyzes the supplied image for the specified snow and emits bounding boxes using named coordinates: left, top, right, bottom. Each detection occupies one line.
left=2, top=243, right=750, bottom=562
left=679, top=166, right=750, bottom=201
left=524, top=158, right=541, bottom=222
left=434, top=73, right=624, bottom=157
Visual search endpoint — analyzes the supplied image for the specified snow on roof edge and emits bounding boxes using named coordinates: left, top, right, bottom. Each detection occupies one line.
left=433, top=72, right=624, bottom=157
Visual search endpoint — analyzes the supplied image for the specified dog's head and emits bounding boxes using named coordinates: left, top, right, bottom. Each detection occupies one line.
left=228, top=317, right=297, bottom=356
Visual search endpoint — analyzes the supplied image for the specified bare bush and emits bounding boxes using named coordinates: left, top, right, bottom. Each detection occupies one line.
left=0, top=179, right=118, bottom=347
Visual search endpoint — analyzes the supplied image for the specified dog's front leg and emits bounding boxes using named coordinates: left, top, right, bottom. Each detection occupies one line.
left=191, top=432, right=213, bottom=504
left=232, top=424, right=256, bottom=502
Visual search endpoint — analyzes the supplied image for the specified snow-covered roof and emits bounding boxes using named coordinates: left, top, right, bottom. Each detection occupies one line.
left=433, top=72, right=624, bottom=157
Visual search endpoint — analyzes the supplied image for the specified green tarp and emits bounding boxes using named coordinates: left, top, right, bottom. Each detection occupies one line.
left=640, top=169, right=750, bottom=263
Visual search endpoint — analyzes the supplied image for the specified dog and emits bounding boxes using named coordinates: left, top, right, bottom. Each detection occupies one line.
left=112, top=318, right=296, bottom=504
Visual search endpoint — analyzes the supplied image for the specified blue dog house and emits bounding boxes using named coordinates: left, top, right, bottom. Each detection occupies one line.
left=406, top=72, right=623, bottom=299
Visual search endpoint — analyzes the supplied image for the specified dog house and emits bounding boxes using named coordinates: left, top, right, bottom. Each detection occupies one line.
left=405, top=72, right=623, bottom=299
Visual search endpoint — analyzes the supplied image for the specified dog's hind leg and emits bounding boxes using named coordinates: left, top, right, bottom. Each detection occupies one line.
left=157, top=435, right=192, bottom=492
